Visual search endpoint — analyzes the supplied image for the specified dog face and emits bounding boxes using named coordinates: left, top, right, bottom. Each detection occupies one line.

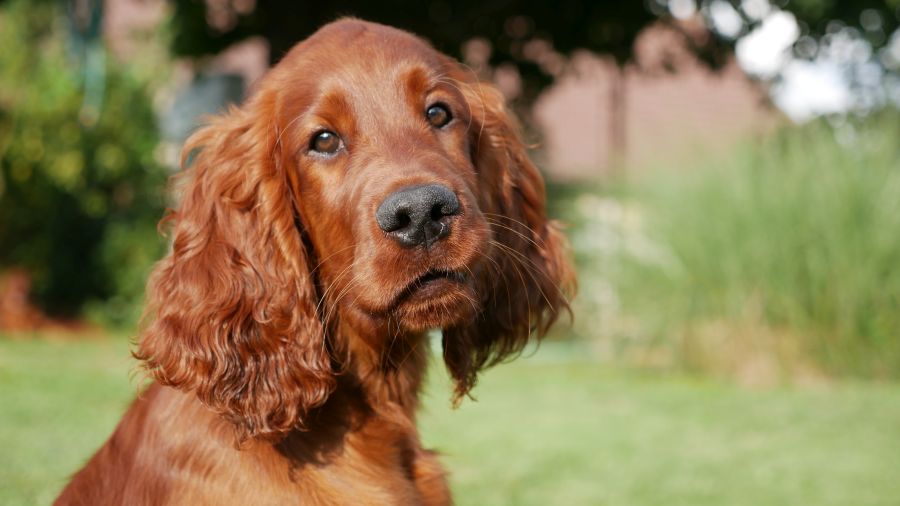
left=275, top=22, right=490, bottom=332
left=137, top=19, right=574, bottom=441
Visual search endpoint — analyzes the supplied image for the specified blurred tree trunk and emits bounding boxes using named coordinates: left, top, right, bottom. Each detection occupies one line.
left=608, top=63, right=627, bottom=172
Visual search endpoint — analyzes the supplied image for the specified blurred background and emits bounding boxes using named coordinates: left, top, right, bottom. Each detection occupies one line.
left=2, top=0, right=899, bottom=504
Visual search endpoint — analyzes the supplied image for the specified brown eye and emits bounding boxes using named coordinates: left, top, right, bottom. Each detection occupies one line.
left=425, top=103, right=452, bottom=128
left=310, top=130, right=342, bottom=154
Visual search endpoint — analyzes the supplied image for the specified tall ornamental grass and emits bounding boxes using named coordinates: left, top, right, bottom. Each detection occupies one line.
left=607, top=116, right=900, bottom=379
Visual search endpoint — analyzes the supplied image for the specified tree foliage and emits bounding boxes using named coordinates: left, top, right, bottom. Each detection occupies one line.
left=168, top=0, right=900, bottom=99
left=168, top=0, right=725, bottom=102
left=0, top=0, right=166, bottom=321
left=784, top=0, right=899, bottom=36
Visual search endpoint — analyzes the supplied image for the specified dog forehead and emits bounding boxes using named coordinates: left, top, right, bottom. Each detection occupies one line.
left=271, top=20, right=451, bottom=119
left=311, top=18, right=422, bottom=46
left=289, top=18, right=444, bottom=71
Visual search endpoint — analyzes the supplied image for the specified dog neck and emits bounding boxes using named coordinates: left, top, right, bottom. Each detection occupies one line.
left=269, top=317, right=432, bottom=468
left=336, top=313, right=432, bottom=418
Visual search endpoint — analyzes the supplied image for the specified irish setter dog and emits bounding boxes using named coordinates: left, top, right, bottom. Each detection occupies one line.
left=56, top=19, right=574, bottom=505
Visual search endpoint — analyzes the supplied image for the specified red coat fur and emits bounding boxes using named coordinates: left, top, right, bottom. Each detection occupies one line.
left=56, top=19, right=574, bottom=506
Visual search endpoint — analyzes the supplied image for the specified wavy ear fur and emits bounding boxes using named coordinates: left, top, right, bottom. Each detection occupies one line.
left=444, top=82, right=577, bottom=399
left=136, top=95, right=334, bottom=442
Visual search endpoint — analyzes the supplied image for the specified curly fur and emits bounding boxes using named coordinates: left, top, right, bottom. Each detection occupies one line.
left=56, top=19, right=574, bottom=506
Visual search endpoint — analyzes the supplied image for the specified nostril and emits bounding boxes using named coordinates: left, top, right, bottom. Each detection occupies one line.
left=396, top=209, right=411, bottom=229
left=430, top=203, right=444, bottom=222
left=432, top=190, right=460, bottom=221
left=376, top=201, right=412, bottom=234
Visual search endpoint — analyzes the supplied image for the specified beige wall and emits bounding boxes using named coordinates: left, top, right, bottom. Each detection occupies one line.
left=102, top=4, right=777, bottom=179
left=534, top=24, right=777, bottom=179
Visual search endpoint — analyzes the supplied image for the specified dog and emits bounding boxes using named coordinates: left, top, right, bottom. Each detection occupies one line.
left=56, top=18, right=574, bottom=505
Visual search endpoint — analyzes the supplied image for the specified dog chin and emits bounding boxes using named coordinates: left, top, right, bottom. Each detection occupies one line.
left=392, top=282, right=477, bottom=331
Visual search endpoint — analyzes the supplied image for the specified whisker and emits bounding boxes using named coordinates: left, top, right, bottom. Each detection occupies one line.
left=393, top=327, right=422, bottom=372
left=482, top=213, right=550, bottom=242
left=490, top=238, right=565, bottom=326
left=309, top=242, right=359, bottom=276
left=319, top=273, right=362, bottom=361
left=484, top=216, right=545, bottom=249
left=459, top=264, right=481, bottom=315
left=315, top=267, right=359, bottom=360
left=489, top=239, right=534, bottom=329
left=274, top=113, right=306, bottom=151
left=436, top=74, right=487, bottom=146
left=314, top=262, right=355, bottom=322
left=495, top=240, right=556, bottom=300
left=475, top=248, right=507, bottom=316
left=382, top=319, right=403, bottom=371
left=323, top=274, right=361, bottom=327
left=434, top=77, right=477, bottom=137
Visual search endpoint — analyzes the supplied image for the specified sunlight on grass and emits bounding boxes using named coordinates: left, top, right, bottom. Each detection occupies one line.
left=0, top=335, right=137, bottom=505
left=2, top=336, right=899, bottom=505
left=422, top=357, right=900, bottom=505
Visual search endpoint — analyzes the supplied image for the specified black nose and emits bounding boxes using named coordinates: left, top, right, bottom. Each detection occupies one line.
left=375, top=184, right=461, bottom=248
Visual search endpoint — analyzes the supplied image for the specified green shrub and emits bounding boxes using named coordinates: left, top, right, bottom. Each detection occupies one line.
left=596, top=115, right=900, bottom=379
left=0, top=1, right=166, bottom=324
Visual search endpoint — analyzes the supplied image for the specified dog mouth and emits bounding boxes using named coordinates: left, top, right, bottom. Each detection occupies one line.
left=356, top=267, right=472, bottom=327
left=394, top=269, right=467, bottom=305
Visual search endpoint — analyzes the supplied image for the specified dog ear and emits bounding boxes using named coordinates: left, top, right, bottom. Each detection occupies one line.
left=443, top=81, right=576, bottom=399
left=136, top=94, right=334, bottom=442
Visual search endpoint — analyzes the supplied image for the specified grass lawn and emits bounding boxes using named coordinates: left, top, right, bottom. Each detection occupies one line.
left=2, top=336, right=899, bottom=505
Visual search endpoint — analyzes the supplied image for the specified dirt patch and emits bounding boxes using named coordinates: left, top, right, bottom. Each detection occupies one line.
left=0, top=269, right=97, bottom=334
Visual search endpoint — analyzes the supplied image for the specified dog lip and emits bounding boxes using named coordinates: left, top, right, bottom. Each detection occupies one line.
left=387, top=268, right=467, bottom=309
left=409, top=269, right=466, bottom=286
left=359, top=266, right=472, bottom=318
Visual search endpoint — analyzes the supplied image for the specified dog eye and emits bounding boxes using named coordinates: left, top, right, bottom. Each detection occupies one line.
left=310, top=130, right=342, bottom=154
left=425, top=104, right=452, bottom=128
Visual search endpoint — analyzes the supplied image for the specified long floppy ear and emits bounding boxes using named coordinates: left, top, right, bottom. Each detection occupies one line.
left=443, top=81, right=577, bottom=399
left=136, top=95, right=334, bottom=442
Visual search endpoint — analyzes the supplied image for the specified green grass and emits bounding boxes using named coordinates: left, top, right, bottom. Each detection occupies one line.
left=0, top=335, right=140, bottom=505
left=3, top=336, right=900, bottom=505
left=559, top=115, right=900, bottom=380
